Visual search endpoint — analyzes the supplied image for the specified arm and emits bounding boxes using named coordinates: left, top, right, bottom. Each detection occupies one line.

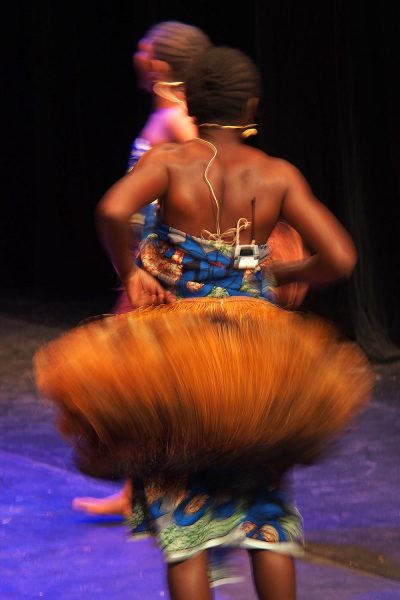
left=96, top=148, right=176, bottom=307
left=272, top=162, right=357, bottom=286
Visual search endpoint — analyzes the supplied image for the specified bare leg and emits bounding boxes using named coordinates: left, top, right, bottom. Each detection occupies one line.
left=167, top=551, right=213, bottom=600
left=72, top=480, right=132, bottom=517
left=249, top=550, right=296, bottom=600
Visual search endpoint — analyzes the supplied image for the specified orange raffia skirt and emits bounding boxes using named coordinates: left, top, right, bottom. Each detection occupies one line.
left=34, top=297, right=372, bottom=482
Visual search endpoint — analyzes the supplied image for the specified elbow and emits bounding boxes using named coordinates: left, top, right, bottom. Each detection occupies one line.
left=95, top=199, right=125, bottom=226
left=95, top=198, right=113, bottom=220
left=331, top=244, right=357, bottom=280
left=94, top=201, right=111, bottom=233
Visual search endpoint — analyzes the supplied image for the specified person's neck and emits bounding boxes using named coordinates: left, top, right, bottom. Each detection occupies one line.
left=198, top=127, right=242, bottom=146
left=152, top=96, right=180, bottom=110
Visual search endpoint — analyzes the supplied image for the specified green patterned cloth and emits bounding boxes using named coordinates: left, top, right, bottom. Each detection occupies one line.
left=129, top=472, right=304, bottom=562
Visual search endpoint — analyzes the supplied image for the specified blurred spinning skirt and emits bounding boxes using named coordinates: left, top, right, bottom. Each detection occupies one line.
left=34, top=297, right=372, bottom=560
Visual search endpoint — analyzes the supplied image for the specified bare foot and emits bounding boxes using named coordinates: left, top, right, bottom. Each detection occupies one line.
left=72, top=485, right=132, bottom=518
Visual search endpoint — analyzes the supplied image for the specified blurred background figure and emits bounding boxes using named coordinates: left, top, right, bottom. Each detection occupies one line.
left=72, top=20, right=212, bottom=519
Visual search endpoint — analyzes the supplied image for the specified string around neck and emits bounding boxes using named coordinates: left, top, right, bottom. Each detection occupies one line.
left=199, top=122, right=258, bottom=138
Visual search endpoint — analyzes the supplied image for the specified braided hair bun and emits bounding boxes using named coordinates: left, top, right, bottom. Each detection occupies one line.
left=186, top=46, right=261, bottom=123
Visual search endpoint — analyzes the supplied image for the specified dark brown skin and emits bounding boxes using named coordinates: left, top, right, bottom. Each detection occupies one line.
left=96, top=128, right=357, bottom=308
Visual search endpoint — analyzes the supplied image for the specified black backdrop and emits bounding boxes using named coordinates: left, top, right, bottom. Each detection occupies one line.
left=3, top=1, right=400, bottom=360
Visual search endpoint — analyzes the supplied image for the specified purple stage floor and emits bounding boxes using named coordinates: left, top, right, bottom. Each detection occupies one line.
left=1, top=293, right=400, bottom=599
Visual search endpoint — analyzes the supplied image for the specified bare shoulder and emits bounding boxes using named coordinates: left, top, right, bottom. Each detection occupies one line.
left=272, top=157, right=306, bottom=180
left=241, top=147, right=303, bottom=180
left=134, top=141, right=206, bottom=172
left=135, top=143, right=181, bottom=164
left=258, top=154, right=310, bottom=191
left=253, top=151, right=301, bottom=176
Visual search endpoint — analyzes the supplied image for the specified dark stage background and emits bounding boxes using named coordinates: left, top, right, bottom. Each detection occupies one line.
left=3, top=1, right=400, bottom=361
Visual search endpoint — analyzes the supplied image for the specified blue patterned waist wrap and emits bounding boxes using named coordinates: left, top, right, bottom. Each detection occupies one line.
left=137, top=223, right=276, bottom=302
